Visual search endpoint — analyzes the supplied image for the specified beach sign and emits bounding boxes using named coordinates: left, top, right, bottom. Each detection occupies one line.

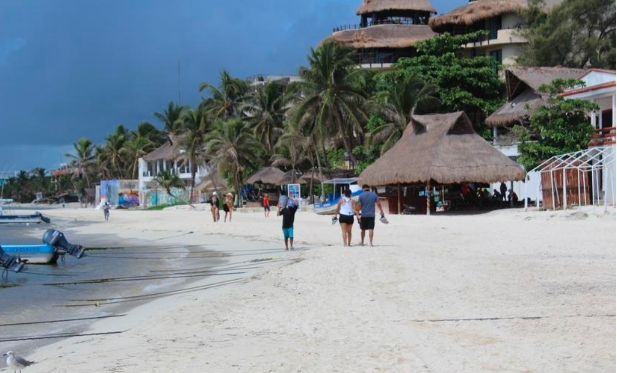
left=287, top=183, right=301, bottom=201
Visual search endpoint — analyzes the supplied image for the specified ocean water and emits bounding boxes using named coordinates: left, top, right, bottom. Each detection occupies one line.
left=0, top=217, right=283, bottom=365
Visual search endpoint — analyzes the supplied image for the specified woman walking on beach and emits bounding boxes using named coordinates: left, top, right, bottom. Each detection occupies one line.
left=223, top=192, right=234, bottom=222
left=334, top=189, right=358, bottom=247
left=209, top=192, right=220, bottom=222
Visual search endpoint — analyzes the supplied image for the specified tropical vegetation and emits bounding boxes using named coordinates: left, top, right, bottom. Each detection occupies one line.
left=2, top=1, right=612, bottom=204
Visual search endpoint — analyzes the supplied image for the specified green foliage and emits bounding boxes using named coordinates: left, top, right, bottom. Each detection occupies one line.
left=379, top=31, right=504, bottom=134
left=514, top=79, right=597, bottom=170
left=352, top=144, right=380, bottom=175
left=369, top=74, right=440, bottom=154
left=205, top=118, right=264, bottom=196
left=291, top=41, right=371, bottom=164
left=153, top=169, right=185, bottom=201
left=326, top=148, right=347, bottom=169
left=518, top=0, right=616, bottom=69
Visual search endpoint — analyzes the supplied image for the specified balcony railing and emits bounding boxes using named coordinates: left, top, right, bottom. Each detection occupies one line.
left=589, top=126, right=616, bottom=147
left=462, top=27, right=526, bottom=48
left=333, top=18, right=428, bottom=33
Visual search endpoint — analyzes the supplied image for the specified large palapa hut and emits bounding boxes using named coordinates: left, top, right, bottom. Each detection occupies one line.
left=322, top=0, right=437, bottom=68
left=359, top=111, right=526, bottom=214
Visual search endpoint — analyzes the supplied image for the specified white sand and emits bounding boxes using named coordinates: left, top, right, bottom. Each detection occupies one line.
left=8, top=204, right=616, bottom=372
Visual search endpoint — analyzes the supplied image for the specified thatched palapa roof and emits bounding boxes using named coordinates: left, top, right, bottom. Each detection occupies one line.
left=278, top=170, right=305, bottom=185
left=359, top=112, right=525, bottom=185
left=429, top=0, right=561, bottom=32
left=142, top=135, right=182, bottom=162
left=430, top=0, right=526, bottom=32
left=485, top=66, right=587, bottom=127
left=245, top=167, right=285, bottom=185
left=356, top=0, right=436, bottom=15
left=196, top=171, right=228, bottom=192
left=324, top=24, right=437, bottom=49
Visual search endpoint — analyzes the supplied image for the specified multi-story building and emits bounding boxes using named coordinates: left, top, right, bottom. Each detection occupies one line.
left=321, top=0, right=438, bottom=69
left=429, top=0, right=560, bottom=66
left=137, top=135, right=210, bottom=206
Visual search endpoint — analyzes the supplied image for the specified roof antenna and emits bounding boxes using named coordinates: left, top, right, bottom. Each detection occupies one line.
left=178, top=58, right=182, bottom=105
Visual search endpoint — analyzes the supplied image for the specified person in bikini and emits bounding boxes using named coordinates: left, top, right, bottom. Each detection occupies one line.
left=223, top=192, right=233, bottom=222
left=209, top=191, right=220, bottom=222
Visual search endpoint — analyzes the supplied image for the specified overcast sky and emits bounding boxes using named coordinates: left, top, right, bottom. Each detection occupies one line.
left=0, top=0, right=466, bottom=172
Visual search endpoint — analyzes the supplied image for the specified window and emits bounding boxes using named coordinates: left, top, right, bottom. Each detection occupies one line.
left=489, top=49, right=502, bottom=73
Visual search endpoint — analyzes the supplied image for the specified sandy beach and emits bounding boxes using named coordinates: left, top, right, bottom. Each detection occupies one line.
left=3, top=204, right=615, bottom=373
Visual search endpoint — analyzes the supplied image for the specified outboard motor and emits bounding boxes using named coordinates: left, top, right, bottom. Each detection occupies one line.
left=0, top=246, right=25, bottom=273
left=42, top=229, right=85, bottom=259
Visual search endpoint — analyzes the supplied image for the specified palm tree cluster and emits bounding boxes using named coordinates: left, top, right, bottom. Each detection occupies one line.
left=5, top=42, right=445, bottom=204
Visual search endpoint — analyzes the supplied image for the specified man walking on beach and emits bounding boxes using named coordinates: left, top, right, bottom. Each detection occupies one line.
left=277, top=198, right=298, bottom=250
left=356, top=185, right=385, bottom=247
left=263, top=194, right=270, bottom=218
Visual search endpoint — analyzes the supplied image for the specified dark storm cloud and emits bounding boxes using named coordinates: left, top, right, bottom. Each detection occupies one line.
left=0, top=0, right=462, bottom=170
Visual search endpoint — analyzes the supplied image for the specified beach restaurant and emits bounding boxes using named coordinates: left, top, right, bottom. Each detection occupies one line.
left=359, top=111, right=526, bottom=215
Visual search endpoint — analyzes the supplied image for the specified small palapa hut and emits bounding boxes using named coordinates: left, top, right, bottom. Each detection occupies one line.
left=245, top=167, right=285, bottom=185
left=485, top=66, right=586, bottom=128
left=359, top=111, right=526, bottom=214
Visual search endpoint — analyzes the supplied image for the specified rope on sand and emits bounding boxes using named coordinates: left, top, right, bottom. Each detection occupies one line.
left=0, top=314, right=126, bottom=328
left=59, top=278, right=244, bottom=307
left=0, top=330, right=125, bottom=343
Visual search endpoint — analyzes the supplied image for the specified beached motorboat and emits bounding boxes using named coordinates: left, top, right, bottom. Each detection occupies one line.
left=313, top=178, right=362, bottom=215
left=0, top=229, right=85, bottom=264
left=0, top=248, right=25, bottom=273
left=0, top=211, right=51, bottom=224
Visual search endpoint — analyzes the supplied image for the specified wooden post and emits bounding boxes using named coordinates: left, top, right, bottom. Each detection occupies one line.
left=426, top=180, right=431, bottom=216
left=397, top=184, right=401, bottom=214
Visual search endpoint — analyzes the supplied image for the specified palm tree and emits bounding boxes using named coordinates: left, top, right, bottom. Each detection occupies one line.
left=368, top=74, right=440, bottom=155
left=153, top=169, right=185, bottom=203
left=177, top=108, right=213, bottom=203
left=154, top=102, right=187, bottom=136
left=100, top=125, right=129, bottom=179
left=65, top=138, right=96, bottom=188
left=241, top=80, right=288, bottom=155
left=135, top=121, right=167, bottom=148
left=271, top=124, right=311, bottom=183
left=290, top=41, right=371, bottom=164
left=205, top=118, right=263, bottom=203
left=199, top=70, right=250, bottom=119
left=121, top=134, right=154, bottom=179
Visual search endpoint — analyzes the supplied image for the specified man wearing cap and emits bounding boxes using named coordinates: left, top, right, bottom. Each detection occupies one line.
left=355, top=185, right=385, bottom=247
left=277, top=198, right=299, bottom=250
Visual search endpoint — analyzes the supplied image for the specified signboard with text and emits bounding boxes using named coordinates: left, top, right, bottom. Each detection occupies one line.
left=287, top=183, right=301, bottom=202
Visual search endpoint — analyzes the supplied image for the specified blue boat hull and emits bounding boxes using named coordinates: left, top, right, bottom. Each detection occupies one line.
left=0, top=213, right=50, bottom=224
left=1, top=244, right=59, bottom=264
left=313, top=188, right=363, bottom=215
